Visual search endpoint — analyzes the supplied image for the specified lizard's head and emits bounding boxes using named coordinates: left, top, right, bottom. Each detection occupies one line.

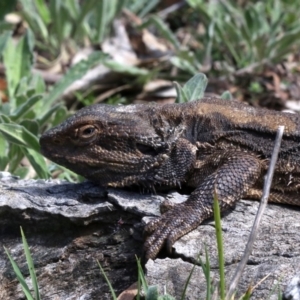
left=40, top=104, right=195, bottom=188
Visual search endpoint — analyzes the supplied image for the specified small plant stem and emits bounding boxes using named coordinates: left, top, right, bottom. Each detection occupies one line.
left=213, top=190, right=226, bottom=300
left=226, top=126, right=284, bottom=300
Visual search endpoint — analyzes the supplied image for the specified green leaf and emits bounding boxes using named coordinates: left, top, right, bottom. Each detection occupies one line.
left=4, top=246, right=34, bottom=300
left=37, top=103, right=63, bottom=127
left=3, top=30, right=33, bottom=101
left=147, top=15, right=180, bottom=49
left=221, top=91, right=233, bottom=100
left=0, top=31, right=11, bottom=56
left=0, top=0, right=18, bottom=20
left=42, top=51, right=107, bottom=110
left=20, top=119, right=39, bottom=136
left=0, top=113, right=11, bottom=123
left=182, top=73, right=208, bottom=101
left=23, top=148, right=49, bottom=179
left=11, top=95, right=43, bottom=122
left=21, top=227, right=40, bottom=300
left=15, top=77, right=31, bottom=99
left=103, top=60, right=149, bottom=76
left=146, top=285, right=159, bottom=299
left=7, top=144, right=24, bottom=173
left=173, top=81, right=188, bottom=103
left=14, top=166, right=29, bottom=178
left=51, top=106, right=68, bottom=127
left=0, top=134, right=8, bottom=170
left=0, top=123, right=40, bottom=152
left=170, top=56, right=199, bottom=75
left=28, top=74, right=46, bottom=94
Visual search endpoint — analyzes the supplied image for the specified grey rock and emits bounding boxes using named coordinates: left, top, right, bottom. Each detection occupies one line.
left=1, top=172, right=300, bottom=299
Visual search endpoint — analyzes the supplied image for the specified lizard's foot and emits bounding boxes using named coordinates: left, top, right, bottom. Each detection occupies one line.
left=143, top=203, right=204, bottom=260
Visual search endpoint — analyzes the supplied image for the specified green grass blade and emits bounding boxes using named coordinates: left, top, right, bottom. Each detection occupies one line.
left=21, top=227, right=40, bottom=300
left=239, top=287, right=252, bottom=300
left=4, top=246, right=34, bottom=300
left=34, top=0, right=51, bottom=24
left=180, top=263, right=197, bottom=300
left=94, top=0, right=115, bottom=43
left=139, top=0, right=160, bottom=17
left=136, top=256, right=148, bottom=292
left=204, top=247, right=212, bottom=300
left=197, top=247, right=213, bottom=300
left=71, top=0, right=96, bottom=38
left=19, top=7, right=49, bottom=42
left=128, top=0, right=148, bottom=14
left=213, top=190, right=225, bottom=300
left=97, top=260, right=117, bottom=300
left=137, top=258, right=141, bottom=300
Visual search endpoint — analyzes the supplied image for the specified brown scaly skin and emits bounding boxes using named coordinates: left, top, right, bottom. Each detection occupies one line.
left=40, top=97, right=300, bottom=259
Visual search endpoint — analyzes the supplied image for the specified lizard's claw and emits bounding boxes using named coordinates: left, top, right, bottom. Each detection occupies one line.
left=143, top=203, right=203, bottom=260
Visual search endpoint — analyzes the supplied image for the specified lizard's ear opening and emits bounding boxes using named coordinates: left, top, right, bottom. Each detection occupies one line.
left=136, top=143, right=158, bottom=156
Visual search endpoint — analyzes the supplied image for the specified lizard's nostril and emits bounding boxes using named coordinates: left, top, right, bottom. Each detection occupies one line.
left=52, top=138, right=61, bottom=145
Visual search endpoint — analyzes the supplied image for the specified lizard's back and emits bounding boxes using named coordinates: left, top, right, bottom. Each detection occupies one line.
left=157, top=97, right=300, bottom=164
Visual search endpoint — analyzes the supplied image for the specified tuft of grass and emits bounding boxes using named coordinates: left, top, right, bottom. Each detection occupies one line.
left=4, top=227, right=40, bottom=300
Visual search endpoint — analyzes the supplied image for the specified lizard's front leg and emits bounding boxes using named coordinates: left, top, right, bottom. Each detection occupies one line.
left=144, top=152, right=261, bottom=260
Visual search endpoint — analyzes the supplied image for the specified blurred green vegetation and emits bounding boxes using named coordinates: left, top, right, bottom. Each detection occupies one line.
left=0, top=0, right=299, bottom=179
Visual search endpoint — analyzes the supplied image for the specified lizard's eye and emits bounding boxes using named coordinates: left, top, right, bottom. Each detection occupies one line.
left=78, top=125, right=97, bottom=139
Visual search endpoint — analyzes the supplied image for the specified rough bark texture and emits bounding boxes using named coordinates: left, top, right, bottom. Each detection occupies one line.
left=1, top=172, right=300, bottom=299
